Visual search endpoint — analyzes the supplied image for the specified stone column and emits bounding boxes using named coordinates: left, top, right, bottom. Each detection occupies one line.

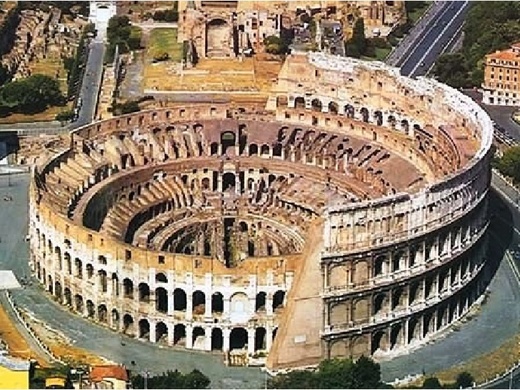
left=248, top=329, right=255, bottom=355
left=186, top=325, right=193, bottom=349
left=223, top=297, right=231, bottom=319
left=266, top=326, right=273, bottom=351
left=204, top=327, right=212, bottom=351
left=167, top=323, right=175, bottom=345
left=223, top=328, right=231, bottom=352
left=168, top=290, right=174, bottom=315
left=266, top=294, right=273, bottom=316
left=149, top=321, right=156, bottom=343
left=186, top=294, right=193, bottom=321
left=205, top=294, right=212, bottom=319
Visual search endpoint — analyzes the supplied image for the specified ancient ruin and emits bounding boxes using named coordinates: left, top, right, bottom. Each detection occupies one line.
left=29, top=52, right=493, bottom=370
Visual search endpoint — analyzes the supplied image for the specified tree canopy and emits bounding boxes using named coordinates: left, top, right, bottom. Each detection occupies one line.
left=433, top=2, right=520, bottom=88
left=106, top=15, right=142, bottom=62
left=267, top=356, right=389, bottom=389
left=495, top=145, right=520, bottom=183
left=131, top=369, right=210, bottom=389
left=0, top=74, right=65, bottom=116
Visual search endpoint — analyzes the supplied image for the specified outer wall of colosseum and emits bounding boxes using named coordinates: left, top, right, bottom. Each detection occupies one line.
left=28, top=53, right=493, bottom=371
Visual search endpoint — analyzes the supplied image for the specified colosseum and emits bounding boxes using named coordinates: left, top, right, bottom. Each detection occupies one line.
left=28, top=52, right=493, bottom=371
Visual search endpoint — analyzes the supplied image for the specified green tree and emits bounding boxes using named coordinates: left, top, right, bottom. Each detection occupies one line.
left=352, top=18, right=367, bottom=55
left=455, top=371, right=474, bottom=389
left=0, top=74, right=64, bottom=114
left=55, top=110, right=75, bottom=123
left=432, top=53, right=470, bottom=88
left=497, top=146, right=520, bottom=183
left=265, top=35, right=284, bottom=54
left=352, top=355, right=383, bottom=388
left=422, top=376, right=442, bottom=389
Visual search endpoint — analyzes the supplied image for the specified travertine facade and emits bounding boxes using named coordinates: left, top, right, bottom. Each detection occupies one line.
left=29, top=53, right=493, bottom=370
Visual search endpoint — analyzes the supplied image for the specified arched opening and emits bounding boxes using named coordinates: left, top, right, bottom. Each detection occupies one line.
left=156, top=287, right=168, bottom=313
left=374, top=255, right=385, bottom=277
left=255, top=292, right=266, bottom=312
left=360, top=107, right=369, bottom=122
left=156, top=322, right=168, bottom=343
left=98, top=270, right=107, bottom=292
left=328, top=101, right=339, bottom=114
left=255, top=327, right=266, bottom=351
left=139, top=319, right=150, bottom=339
left=261, top=144, right=270, bottom=156
left=174, top=324, right=186, bottom=345
left=273, top=290, right=285, bottom=311
left=211, top=328, right=223, bottom=350
left=371, top=330, right=386, bottom=354
left=123, top=278, right=134, bottom=298
left=174, top=288, right=187, bottom=311
left=54, top=281, right=62, bottom=300
left=272, top=327, right=278, bottom=341
left=222, top=172, right=236, bottom=192
left=249, top=143, right=259, bottom=156
left=344, top=104, right=355, bottom=118
left=123, top=314, right=134, bottom=335
left=111, top=309, right=120, bottom=330
left=64, top=288, right=72, bottom=306
left=156, top=273, right=167, bottom=283
left=230, top=327, right=248, bottom=350
left=85, top=264, right=94, bottom=279
left=86, top=300, right=95, bottom=318
left=221, top=131, right=236, bottom=155
left=390, top=324, right=402, bottom=349
left=210, top=142, right=219, bottom=156
left=212, top=292, right=224, bottom=313
left=97, top=304, right=108, bottom=323
left=201, top=177, right=210, bottom=190
left=192, top=326, right=205, bottom=349
left=294, top=97, right=305, bottom=109
left=311, top=98, right=322, bottom=112
left=193, top=290, right=206, bottom=315
left=138, top=283, right=150, bottom=302
left=74, top=294, right=83, bottom=313
left=373, top=294, right=386, bottom=315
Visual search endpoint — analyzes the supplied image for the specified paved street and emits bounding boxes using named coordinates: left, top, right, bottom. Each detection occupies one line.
left=400, top=1, right=470, bottom=78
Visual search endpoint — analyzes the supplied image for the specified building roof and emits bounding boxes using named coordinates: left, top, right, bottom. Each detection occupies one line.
left=0, top=270, right=21, bottom=290
left=486, top=43, right=520, bottom=61
left=0, top=354, right=30, bottom=371
left=90, top=365, right=128, bottom=382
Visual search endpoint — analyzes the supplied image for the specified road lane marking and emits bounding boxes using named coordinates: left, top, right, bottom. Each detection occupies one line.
left=409, top=1, right=469, bottom=77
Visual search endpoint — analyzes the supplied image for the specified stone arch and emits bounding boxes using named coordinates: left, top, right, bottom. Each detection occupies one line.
left=255, top=292, right=266, bottom=312
left=230, top=327, right=248, bottom=350
left=192, top=326, right=205, bottom=349
left=156, top=272, right=167, bottom=283
left=156, top=322, right=168, bottom=343
left=97, top=304, right=108, bottom=323
left=139, top=318, right=150, bottom=339
left=98, top=270, right=108, bottom=292
left=174, top=288, right=187, bottom=311
left=390, top=323, right=402, bottom=349
left=193, top=290, right=206, bottom=314
left=311, top=98, right=323, bottom=112
left=373, top=293, right=387, bottom=315
left=373, top=254, right=386, bottom=277
left=156, top=287, right=168, bottom=313
left=64, top=288, right=72, bottom=306
left=255, top=327, right=266, bottom=351
left=123, top=314, right=134, bottom=335
left=86, top=263, right=94, bottom=279
left=211, top=328, right=223, bottom=350
left=294, top=96, right=305, bottom=109
left=222, top=172, right=236, bottom=191
left=54, top=281, right=62, bottom=300
left=74, top=295, right=84, bottom=314
left=360, top=107, right=369, bottom=122
left=174, top=324, right=186, bottom=345
left=260, top=144, right=270, bottom=156
left=210, top=142, right=219, bottom=156
left=344, top=104, right=355, bottom=118
left=371, top=330, right=388, bottom=354
left=123, top=278, right=134, bottom=298
left=273, top=290, right=285, bottom=311
left=111, top=309, right=120, bottom=330
left=221, top=131, right=236, bottom=155
left=86, top=300, right=95, bottom=318
left=408, top=317, right=420, bottom=343
left=249, top=143, right=259, bottom=156
left=212, top=292, right=224, bottom=313
left=374, top=110, right=383, bottom=126
left=74, top=258, right=83, bottom=278
left=328, top=101, right=339, bottom=114
left=138, top=282, right=150, bottom=302
left=201, top=177, right=210, bottom=190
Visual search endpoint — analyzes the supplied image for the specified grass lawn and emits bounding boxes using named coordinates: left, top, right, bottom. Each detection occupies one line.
left=146, top=28, right=183, bottom=62
left=361, top=47, right=392, bottom=62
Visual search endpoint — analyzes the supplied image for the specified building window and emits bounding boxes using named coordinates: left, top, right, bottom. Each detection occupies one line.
left=158, top=255, right=165, bottom=264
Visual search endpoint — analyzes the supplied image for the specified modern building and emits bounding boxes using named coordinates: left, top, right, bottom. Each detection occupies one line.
left=0, top=354, right=30, bottom=390
left=482, top=42, right=520, bottom=106
left=89, top=365, right=129, bottom=389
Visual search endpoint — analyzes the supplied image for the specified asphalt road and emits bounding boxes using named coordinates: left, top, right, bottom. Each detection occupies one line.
left=400, top=1, right=471, bottom=78
left=74, top=40, right=106, bottom=128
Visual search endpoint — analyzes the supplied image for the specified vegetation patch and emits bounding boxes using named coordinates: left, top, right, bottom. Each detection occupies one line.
left=147, top=28, right=183, bottom=63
